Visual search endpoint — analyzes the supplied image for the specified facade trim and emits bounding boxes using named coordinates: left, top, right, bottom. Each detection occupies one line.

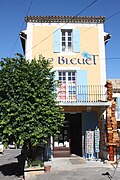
left=26, top=22, right=33, bottom=61
left=57, top=102, right=111, bottom=106
left=98, top=24, right=106, bottom=85
left=25, top=16, right=106, bottom=24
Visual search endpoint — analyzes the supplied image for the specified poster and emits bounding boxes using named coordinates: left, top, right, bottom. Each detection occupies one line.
left=94, top=128, right=100, bottom=153
left=85, top=130, right=94, bottom=154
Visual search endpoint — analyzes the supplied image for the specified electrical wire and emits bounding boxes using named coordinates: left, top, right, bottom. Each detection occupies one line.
left=106, top=10, right=120, bottom=21
left=10, top=0, right=120, bottom=58
left=75, top=0, right=98, bottom=16
left=9, top=0, right=34, bottom=57
left=106, top=57, right=120, bottom=60
left=34, top=8, right=120, bottom=57
left=25, top=0, right=98, bottom=55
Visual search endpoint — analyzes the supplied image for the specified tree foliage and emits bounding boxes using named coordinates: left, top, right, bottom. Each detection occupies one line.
left=0, top=54, right=64, bottom=147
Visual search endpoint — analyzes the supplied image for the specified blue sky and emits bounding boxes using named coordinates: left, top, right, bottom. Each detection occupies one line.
left=0, top=0, right=120, bottom=79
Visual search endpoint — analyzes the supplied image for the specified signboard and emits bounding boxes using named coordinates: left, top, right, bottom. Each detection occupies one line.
left=94, top=128, right=100, bottom=153
left=48, top=52, right=98, bottom=66
left=85, top=130, right=94, bottom=154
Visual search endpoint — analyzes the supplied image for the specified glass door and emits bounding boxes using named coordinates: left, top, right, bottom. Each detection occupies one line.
left=58, top=71, right=76, bottom=101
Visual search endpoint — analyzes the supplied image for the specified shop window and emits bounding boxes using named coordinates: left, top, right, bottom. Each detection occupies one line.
left=54, top=120, right=69, bottom=147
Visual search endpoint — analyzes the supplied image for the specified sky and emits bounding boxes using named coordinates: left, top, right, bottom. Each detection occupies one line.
left=0, top=0, right=120, bottom=79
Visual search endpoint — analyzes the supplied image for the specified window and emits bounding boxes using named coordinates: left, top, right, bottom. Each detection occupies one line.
left=54, top=120, right=69, bottom=147
left=58, top=71, right=76, bottom=101
left=54, top=29, right=80, bottom=53
left=61, top=30, right=72, bottom=52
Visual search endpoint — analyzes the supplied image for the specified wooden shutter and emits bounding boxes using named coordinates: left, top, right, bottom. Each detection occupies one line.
left=77, top=70, right=88, bottom=101
left=73, top=29, right=80, bottom=52
left=53, top=29, right=60, bottom=52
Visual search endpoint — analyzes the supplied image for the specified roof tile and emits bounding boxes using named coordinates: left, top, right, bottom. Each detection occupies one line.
left=25, top=16, right=106, bottom=23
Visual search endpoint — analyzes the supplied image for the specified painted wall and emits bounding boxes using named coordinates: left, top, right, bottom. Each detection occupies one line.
left=82, top=112, right=98, bottom=134
left=26, top=22, right=106, bottom=86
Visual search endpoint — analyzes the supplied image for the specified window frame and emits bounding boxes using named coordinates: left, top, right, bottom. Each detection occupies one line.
left=58, top=71, right=76, bottom=100
left=61, top=29, right=73, bottom=52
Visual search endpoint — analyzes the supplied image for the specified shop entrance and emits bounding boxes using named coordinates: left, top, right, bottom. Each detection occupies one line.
left=66, top=113, right=82, bottom=156
left=53, top=113, right=82, bottom=157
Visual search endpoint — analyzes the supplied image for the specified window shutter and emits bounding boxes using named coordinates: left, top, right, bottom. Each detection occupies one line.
left=73, top=29, right=80, bottom=52
left=77, top=70, right=88, bottom=101
left=53, top=29, right=60, bottom=52
left=54, top=70, right=58, bottom=81
left=77, top=70, right=88, bottom=86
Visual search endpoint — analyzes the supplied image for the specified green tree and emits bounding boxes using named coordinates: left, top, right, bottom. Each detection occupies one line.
left=0, top=54, right=64, bottom=159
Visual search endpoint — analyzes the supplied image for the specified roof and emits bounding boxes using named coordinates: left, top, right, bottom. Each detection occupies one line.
left=25, top=16, right=106, bottom=23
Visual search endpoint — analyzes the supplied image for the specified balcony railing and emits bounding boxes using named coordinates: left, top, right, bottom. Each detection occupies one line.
left=57, top=85, right=107, bottom=103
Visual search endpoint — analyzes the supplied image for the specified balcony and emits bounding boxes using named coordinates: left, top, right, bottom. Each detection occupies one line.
left=56, top=85, right=111, bottom=106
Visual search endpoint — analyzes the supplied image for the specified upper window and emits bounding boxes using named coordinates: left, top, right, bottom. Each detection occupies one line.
left=53, top=29, right=80, bottom=53
left=61, top=30, right=72, bottom=52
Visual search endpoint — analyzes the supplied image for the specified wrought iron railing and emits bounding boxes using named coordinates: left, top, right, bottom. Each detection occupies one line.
left=57, top=85, right=107, bottom=103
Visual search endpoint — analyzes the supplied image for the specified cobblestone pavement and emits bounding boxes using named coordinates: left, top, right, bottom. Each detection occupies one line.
left=0, top=149, right=24, bottom=180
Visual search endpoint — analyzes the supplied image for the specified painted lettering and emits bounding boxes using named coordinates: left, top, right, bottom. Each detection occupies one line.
left=47, top=58, right=54, bottom=63
left=85, top=58, right=92, bottom=65
left=70, top=58, right=77, bottom=65
left=65, top=58, right=69, bottom=64
left=82, top=59, right=86, bottom=65
left=77, top=58, right=82, bottom=64
left=57, top=56, right=97, bottom=65
left=92, top=55, right=98, bottom=65
left=58, top=56, right=65, bottom=64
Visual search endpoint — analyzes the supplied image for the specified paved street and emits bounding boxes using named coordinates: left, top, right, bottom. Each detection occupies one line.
left=0, top=150, right=120, bottom=180
left=0, top=149, right=24, bottom=180
left=28, top=157, right=120, bottom=180
left=27, top=167, right=120, bottom=180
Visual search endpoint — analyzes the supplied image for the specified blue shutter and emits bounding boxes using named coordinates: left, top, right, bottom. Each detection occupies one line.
left=54, top=70, right=58, bottom=81
left=73, top=29, right=80, bottom=52
left=77, top=70, right=88, bottom=101
left=53, top=29, right=60, bottom=52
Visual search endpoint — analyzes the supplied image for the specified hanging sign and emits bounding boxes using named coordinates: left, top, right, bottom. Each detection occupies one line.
left=94, top=128, right=100, bottom=153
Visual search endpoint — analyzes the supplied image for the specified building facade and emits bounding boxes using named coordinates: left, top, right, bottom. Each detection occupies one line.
left=20, top=16, right=119, bottom=160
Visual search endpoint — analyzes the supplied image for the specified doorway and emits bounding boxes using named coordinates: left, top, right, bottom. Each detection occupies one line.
left=65, top=113, right=82, bottom=156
